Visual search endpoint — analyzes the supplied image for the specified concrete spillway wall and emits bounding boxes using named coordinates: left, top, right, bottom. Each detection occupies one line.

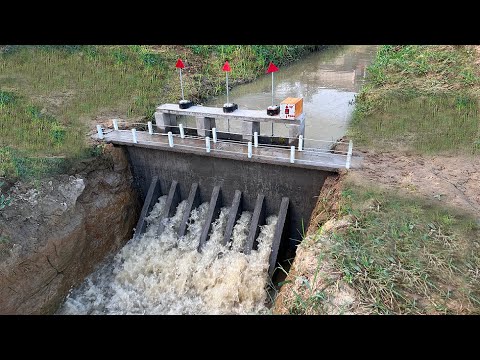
left=124, top=146, right=330, bottom=247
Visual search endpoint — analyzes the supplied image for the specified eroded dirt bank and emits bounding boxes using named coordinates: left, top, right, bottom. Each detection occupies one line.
left=0, top=146, right=140, bottom=314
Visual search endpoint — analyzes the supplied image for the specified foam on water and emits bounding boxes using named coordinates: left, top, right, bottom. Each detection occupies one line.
left=58, top=195, right=277, bottom=315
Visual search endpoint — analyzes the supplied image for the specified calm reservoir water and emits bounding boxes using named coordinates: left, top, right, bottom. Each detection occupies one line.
left=204, top=45, right=377, bottom=147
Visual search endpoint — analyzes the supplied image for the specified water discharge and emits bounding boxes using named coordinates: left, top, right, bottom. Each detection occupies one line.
left=58, top=195, right=277, bottom=314
left=58, top=46, right=377, bottom=315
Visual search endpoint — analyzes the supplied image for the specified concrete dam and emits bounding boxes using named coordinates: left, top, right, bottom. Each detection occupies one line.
left=96, top=104, right=355, bottom=278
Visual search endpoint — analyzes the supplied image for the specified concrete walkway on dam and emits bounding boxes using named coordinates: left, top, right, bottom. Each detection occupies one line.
left=100, top=129, right=360, bottom=172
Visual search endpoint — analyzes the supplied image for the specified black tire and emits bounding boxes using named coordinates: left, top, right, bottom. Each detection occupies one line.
left=179, top=100, right=194, bottom=109
left=223, top=103, right=238, bottom=113
left=267, top=105, right=280, bottom=116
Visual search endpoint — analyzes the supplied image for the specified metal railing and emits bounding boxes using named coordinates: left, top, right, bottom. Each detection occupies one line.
left=97, top=120, right=354, bottom=169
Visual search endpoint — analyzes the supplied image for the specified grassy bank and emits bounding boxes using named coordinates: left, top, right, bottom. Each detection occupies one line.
left=0, top=45, right=322, bottom=181
left=342, top=46, right=480, bottom=314
left=349, top=45, right=480, bottom=154
left=275, top=179, right=480, bottom=315
left=274, top=45, right=480, bottom=315
left=330, top=182, right=479, bottom=314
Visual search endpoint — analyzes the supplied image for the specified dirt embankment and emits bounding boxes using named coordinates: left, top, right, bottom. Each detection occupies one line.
left=0, top=146, right=141, bottom=314
left=273, top=146, right=480, bottom=314
left=349, top=149, right=480, bottom=221
left=273, top=174, right=367, bottom=315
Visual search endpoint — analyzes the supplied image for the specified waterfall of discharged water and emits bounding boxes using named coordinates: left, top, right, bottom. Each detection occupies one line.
left=58, top=195, right=278, bottom=315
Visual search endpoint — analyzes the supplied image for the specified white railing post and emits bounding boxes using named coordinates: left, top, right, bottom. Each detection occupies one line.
left=254, top=131, right=258, bottom=148
left=168, top=131, right=174, bottom=147
left=148, top=121, right=153, bottom=135
left=179, top=124, right=185, bottom=139
left=132, top=128, right=137, bottom=143
left=346, top=140, right=353, bottom=169
left=298, top=135, right=303, bottom=151
left=212, top=127, right=217, bottom=143
left=290, top=146, right=295, bottom=163
left=113, top=119, right=119, bottom=131
left=96, top=125, right=104, bottom=140
left=248, top=141, right=252, bottom=158
left=205, top=136, right=211, bottom=152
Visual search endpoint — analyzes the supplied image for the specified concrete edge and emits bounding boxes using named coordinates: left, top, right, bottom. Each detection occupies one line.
left=134, top=176, right=161, bottom=240
left=268, top=197, right=289, bottom=277
left=222, top=190, right=242, bottom=246
left=198, top=185, right=222, bottom=252
left=244, top=194, right=266, bottom=254
left=178, top=182, right=200, bottom=238
left=156, top=180, right=180, bottom=236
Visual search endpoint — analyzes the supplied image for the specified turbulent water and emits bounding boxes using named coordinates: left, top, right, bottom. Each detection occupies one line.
left=57, top=195, right=277, bottom=315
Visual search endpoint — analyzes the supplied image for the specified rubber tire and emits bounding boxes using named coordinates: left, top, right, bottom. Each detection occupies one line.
left=179, top=100, right=194, bottom=109
left=267, top=106, right=280, bottom=116
left=223, top=103, right=238, bottom=113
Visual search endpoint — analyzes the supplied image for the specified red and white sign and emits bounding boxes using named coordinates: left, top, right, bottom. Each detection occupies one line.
left=280, top=104, right=296, bottom=119
left=280, top=97, right=303, bottom=120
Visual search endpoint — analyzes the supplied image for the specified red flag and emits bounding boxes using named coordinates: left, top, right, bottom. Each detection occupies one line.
left=222, top=61, right=231, bottom=72
left=266, top=62, right=279, bottom=73
left=175, top=58, right=185, bottom=69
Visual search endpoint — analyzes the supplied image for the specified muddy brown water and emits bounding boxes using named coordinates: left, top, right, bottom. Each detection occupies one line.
left=185, top=45, right=377, bottom=148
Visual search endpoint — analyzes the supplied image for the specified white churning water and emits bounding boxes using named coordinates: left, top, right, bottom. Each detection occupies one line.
left=58, top=195, right=278, bottom=315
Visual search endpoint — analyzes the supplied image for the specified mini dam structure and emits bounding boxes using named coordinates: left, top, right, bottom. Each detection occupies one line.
left=96, top=104, right=357, bottom=277
left=57, top=103, right=360, bottom=314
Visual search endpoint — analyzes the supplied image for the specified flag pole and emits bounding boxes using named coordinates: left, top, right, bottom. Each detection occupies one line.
left=226, top=71, right=229, bottom=105
left=176, top=58, right=193, bottom=109
left=222, top=60, right=237, bottom=113
left=271, top=71, right=274, bottom=107
left=266, top=61, right=280, bottom=116
left=179, top=68, right=184, bottom=101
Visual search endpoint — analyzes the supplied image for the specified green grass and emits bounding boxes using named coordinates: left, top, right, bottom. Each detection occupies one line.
left=365, top=45, right=480, bottom=91
left=322, top=183, right=480, bottom=314
left=349, top=45, right=480, bottom=154
left=0, top=89, right=88, bottom=180
left=349, top=92, right=480, bottom=154
left=0, top=45, right=321, bottom=181
left=186, top=45, right=323, bottom=82
left=280, top=45, right=480, bottom=315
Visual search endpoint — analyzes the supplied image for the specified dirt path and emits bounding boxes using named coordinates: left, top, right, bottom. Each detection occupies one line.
left=349, top=148, right=480, bottom=220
